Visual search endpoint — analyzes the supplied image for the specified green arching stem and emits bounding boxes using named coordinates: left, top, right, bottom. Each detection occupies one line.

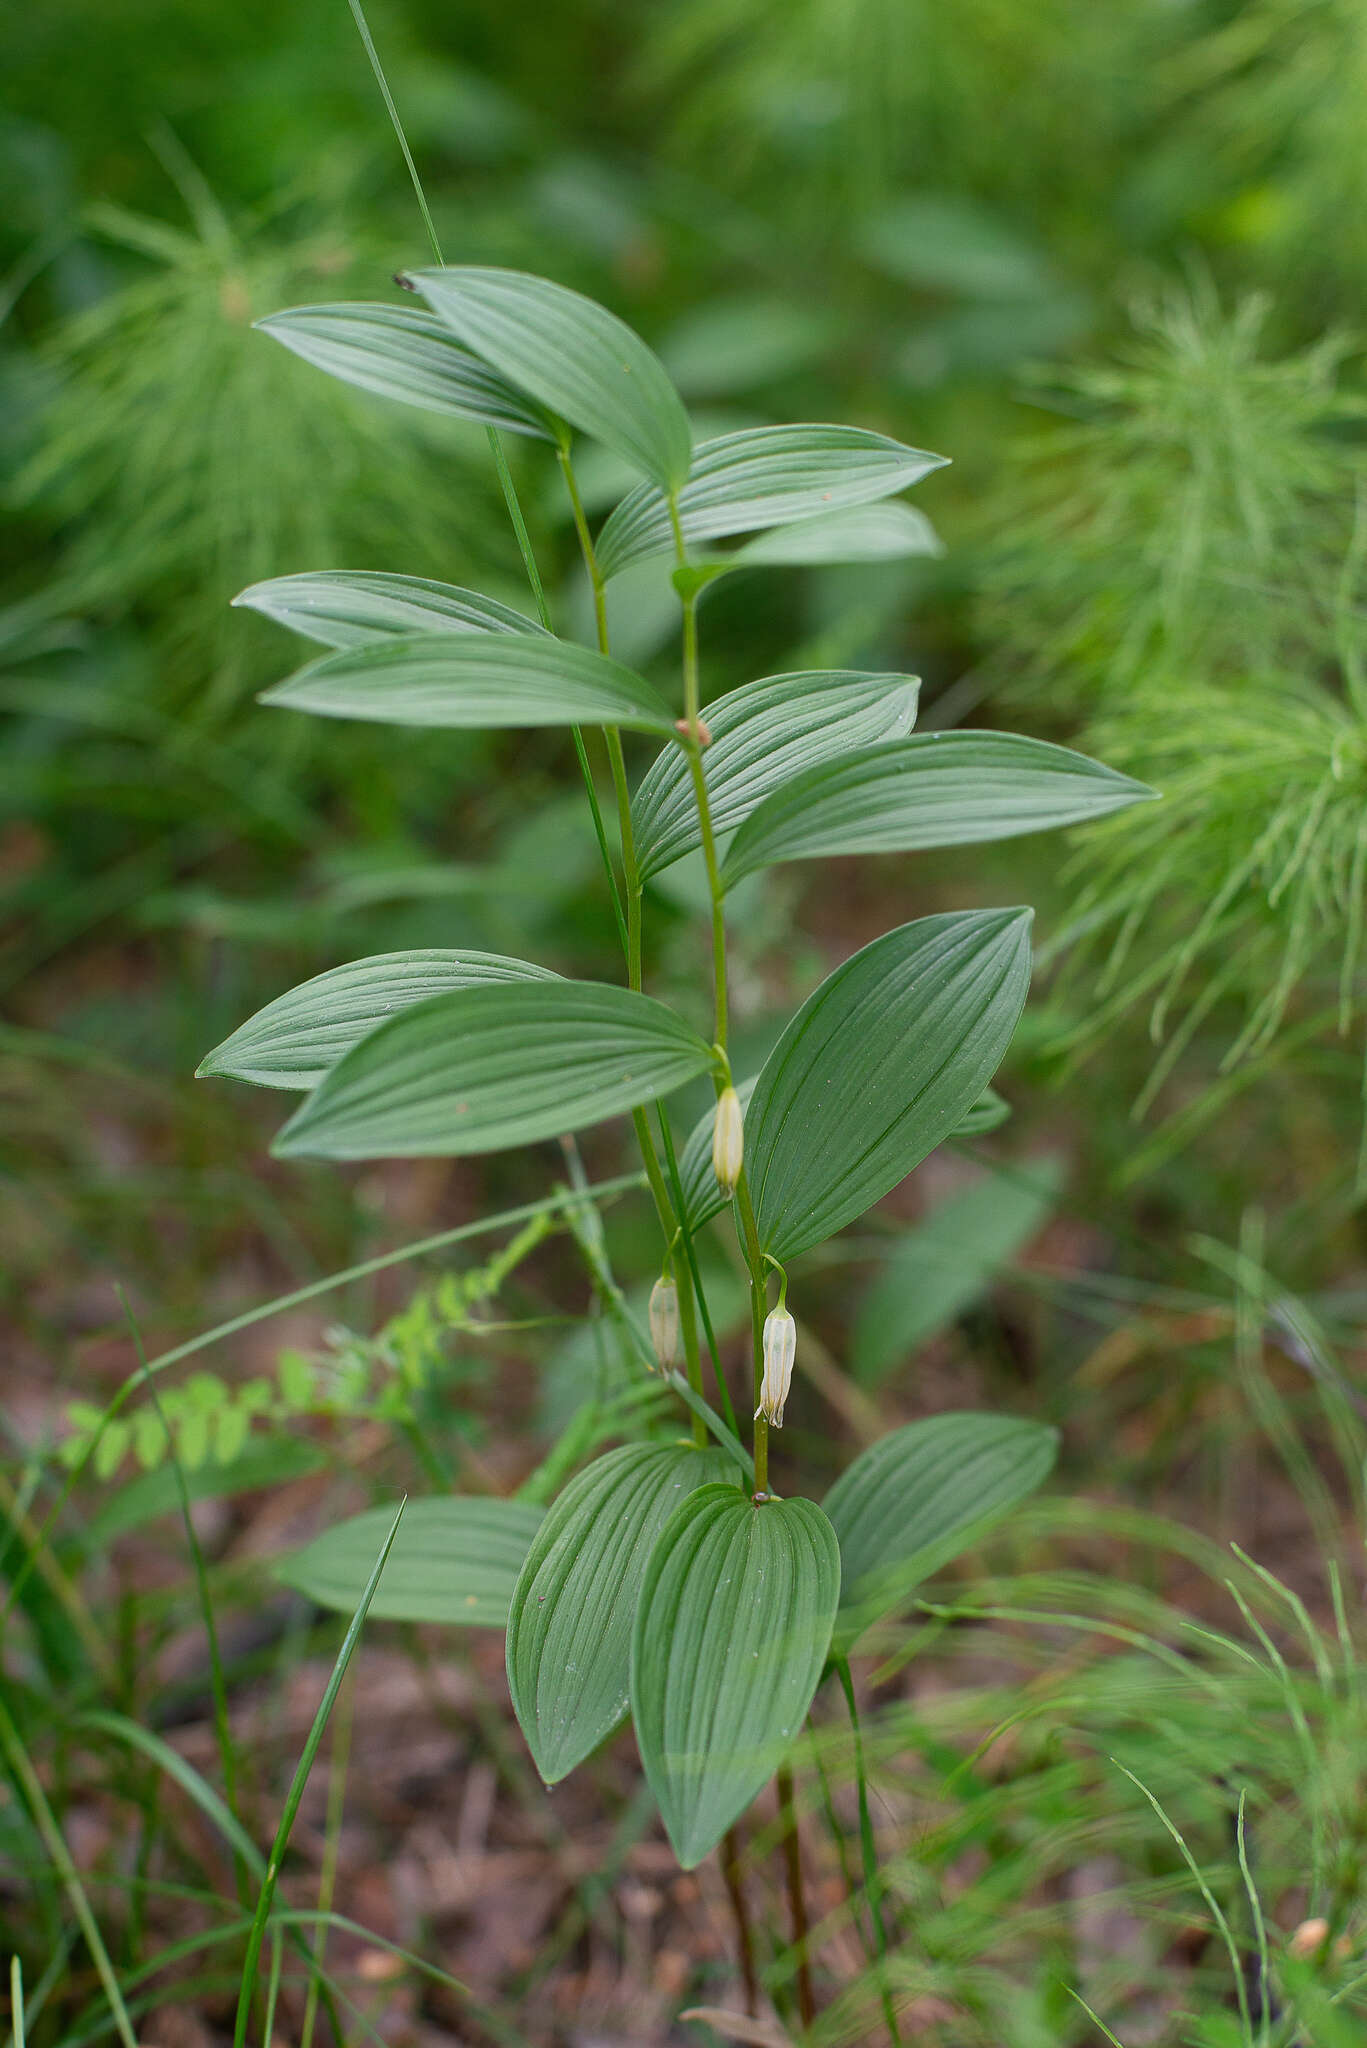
left=557, top=446, right=711, bottom=1441
left=557, top=446, right=644, bottom=991
left=342, top=0, right=624, bottom=967
left=655, top=1104, right=739, bottom=1435
left=487, top=428, right=550, bottom=629
left=662, top=495, right=768, bottom=1490
left=668, top=496, right=730, bottom=1052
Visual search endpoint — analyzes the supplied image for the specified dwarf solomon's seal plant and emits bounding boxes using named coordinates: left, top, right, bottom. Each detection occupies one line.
left=198, top=253, right=1154, bottom=1892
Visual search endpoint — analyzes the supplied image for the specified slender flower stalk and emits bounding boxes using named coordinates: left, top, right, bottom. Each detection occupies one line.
left=557, top=446, right=712, bottom=1444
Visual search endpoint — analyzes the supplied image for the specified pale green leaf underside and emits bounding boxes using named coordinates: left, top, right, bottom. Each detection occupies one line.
left=256, top=302, right=556, bottom=439
left=409, top=266, right=693, bottom=492
left=506, top=1442, right=736, bottom=1785
left=596, top=425, right=948, bottom=580
left=824, top=1412, right=1058, bottom=1646
left=276, top=1497, right=545, bottom=1628
left=233, top=571, right=545, bottom=650
left=746, top=910, right=1034, bottom=1259
left=723, top=733, right=1158, bottom=886
left=260, top=632, right=677, bottom=735
left=630, top=1486, right=840, bottom=1868
left=273, top=979, right=716, bottom=1160
left=198, top=949, right=560, bottom=1091
left=632, top=670, right=919, bottom=880
left=731, top=501, right=943, bottom=569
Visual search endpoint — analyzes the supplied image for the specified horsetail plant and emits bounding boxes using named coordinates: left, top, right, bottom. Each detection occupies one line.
left=197, top=260, right=1155, bottom=1893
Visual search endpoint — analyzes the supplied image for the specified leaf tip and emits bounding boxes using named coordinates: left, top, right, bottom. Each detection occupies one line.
left=269, top=1108, right=314, bottom=1159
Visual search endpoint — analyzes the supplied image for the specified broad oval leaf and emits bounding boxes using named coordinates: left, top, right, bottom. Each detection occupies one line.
left=596, top=425, right=947, bottom=581
left=633, top=671, right=919, bottom=881
left=824, top=1412, right=1058, bottom=1646
left=746, top=910, right=1033, bottom=1260
left=276, top=1496, right=545, bottom=1628
left=409, top=266, right=692, bottom=492
left=631, top=1486, right=840, bottom=1868
left=233, top=571, right=545, bottom=650
left=273, top=978, right=716, bottom=1160
left=731, top=501, right=943, bottom=569
left=198, top=949, right=559, bottom=1091
left=723, top=733, right=1157, bottom=887
left=676, top=1077, right=1006, bottom=1238
left=260, top=632, right=676, bottom=735
left=256, top=303, right=556, bottom=438
left=507, top=1442, right=737, bottom=1784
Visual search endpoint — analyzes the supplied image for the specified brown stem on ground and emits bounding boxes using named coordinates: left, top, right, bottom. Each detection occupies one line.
left=721, top=1824, right=760, bottom=2016
left=778, top=1761, right=815, bottom=2027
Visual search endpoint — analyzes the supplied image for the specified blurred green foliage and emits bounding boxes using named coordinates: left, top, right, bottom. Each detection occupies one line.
left=5, top=0, right=1367, bottom=1277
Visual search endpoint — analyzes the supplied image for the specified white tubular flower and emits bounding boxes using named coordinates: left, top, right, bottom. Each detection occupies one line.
left=712, top=1086, right=744, bottom=1193
left=648, top=1276, right=680, bottom=1370
left=755, top=1305, right=796, bottom=1427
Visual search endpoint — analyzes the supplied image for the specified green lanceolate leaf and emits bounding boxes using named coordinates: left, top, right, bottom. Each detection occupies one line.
left=824, top=1413, right=1058, bottom=1645
left=256, top=302, right=557, bottom=438
left=631, top=1486, right=840, bottom=1868
left=677, top=1077, right=1006, bottom=1238
left=507, top=1442, right=737, bottom=1784
left=273, top=979, right=717, bottom=1160
left=276, top=1497, right=545, bottom=1628
left=745, top=910, right=1034, bottom=1259
left=259, top=632, right=676, bottom=735
left=723, top=733, right=1157, bottom=886
left=198, top=950, right=560, bottom=1091
left=633, top=671, right=920, bottom=880
left=408, top=266, right=692, bottom=492
left=730, top=501, right=943, bottom=568
left=233, top=572, right=546, bottom=650
left=852, top=1159, right=1063, bottom=1382
left=596, top=425, right=948, bottom=580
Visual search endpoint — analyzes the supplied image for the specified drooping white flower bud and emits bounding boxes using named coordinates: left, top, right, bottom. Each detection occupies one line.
left=755, top=1305, right=796, bottom=1427
left=648, top=1276, right=680, bottom=1371
left=712, top=1086, right=744, bottom=1194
